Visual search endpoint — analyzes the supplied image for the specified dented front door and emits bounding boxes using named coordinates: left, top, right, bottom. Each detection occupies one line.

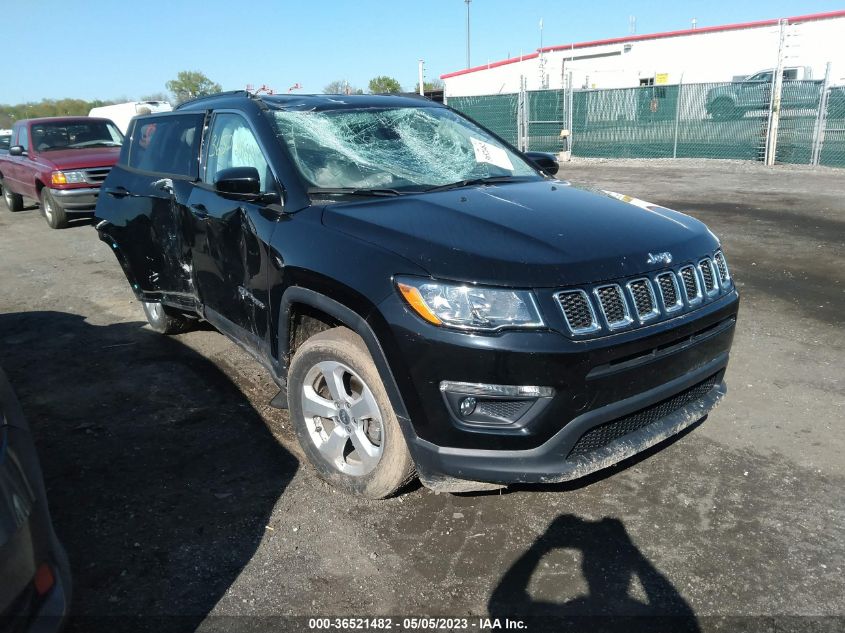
left=188, top=112, right=276, bottom=348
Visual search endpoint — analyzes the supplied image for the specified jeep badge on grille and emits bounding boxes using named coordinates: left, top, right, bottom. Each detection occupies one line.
left=647, top=252, right=673, bottom=265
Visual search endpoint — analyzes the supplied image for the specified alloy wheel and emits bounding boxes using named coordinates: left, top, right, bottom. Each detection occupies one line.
left=300, top=360, right=384, bottom=476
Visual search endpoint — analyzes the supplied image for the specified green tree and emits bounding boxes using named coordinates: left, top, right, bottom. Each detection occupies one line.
left=141, top=92, right=170, bottom=102
left=414, top=79, right=444, bottom=93
left=165, top=71, right=222, bottom=105
left=368, top=76, right=402, bottom=94
left=323, top=80, right=364, bottom=95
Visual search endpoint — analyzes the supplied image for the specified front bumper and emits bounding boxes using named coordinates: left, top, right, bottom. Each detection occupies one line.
left=375, top=288, right=738, bottom=487
left=410, top=357, right=726, bottom=487
left=47, top=187, right=99, bottom=213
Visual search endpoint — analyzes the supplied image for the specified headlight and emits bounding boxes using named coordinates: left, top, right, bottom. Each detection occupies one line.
left=395, top=277, right=543, bottom=331
left=51, top=170, right=86, bottom=185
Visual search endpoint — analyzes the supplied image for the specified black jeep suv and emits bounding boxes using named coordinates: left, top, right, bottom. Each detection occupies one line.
left=94, top=92, right=738, bottom=498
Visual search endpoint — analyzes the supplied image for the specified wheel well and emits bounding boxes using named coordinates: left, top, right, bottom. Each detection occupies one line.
left=35, top=179, right=45, bottom=196
left=287, top=303, right=341, bottom=362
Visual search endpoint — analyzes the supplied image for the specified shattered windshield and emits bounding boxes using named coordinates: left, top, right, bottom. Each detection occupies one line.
left=269, top=106, right=540, bottom=192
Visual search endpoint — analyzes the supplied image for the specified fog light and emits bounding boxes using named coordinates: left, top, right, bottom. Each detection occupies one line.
left=459, top=397, right=477, bottom=417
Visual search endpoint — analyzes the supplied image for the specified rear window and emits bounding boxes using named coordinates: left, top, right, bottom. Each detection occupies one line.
left=128, top=113, right=203, bottom=177
left=0, top=134, right=10, bottom=151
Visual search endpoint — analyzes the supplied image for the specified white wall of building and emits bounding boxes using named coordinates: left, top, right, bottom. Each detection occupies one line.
left=442, top=14, right=845, bottom=98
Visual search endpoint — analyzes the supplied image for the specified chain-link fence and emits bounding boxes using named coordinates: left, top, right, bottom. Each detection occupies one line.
left=448, top=93, right=519, bottom=147
left=448, top=80, right=845, bottom=168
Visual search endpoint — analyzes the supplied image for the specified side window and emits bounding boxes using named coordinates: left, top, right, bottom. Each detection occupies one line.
left=782, top=69, right=798, bottom=80
left=750, top=72, right=772, bottom=83
left=203, top=113, right=272, bottom=193
left=129, top=114, right=203, bottom=177
left=17, top=126, right=29, bottom=151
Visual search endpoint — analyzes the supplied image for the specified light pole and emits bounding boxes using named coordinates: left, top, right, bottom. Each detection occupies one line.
left=465, top=0, right=471, bottom=69
left=419, top=60, right=425, bottom=96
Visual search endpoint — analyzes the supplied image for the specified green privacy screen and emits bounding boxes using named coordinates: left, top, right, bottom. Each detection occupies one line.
left=448, top=81, right=845, bottom=168
left=448, top=93, right=519, bottom=148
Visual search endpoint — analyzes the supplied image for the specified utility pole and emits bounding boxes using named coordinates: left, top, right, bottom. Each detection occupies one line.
left=465, top=0, right=471, bottom=68
left=765, top=18, right=788, bottom=166
left=418, top=59, right=425, bottom=96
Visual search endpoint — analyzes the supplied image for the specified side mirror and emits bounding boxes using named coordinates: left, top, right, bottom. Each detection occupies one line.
left=9, top=146, right=24, bottom=157
left=524, top=151, right=559, bottom=176
left=214, top=166, right=261, bottom=197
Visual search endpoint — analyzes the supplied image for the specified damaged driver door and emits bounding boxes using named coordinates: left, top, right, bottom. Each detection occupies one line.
left=187, top=111, right=279, bottom=353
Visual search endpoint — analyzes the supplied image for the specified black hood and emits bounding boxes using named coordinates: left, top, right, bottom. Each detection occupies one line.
left=321, top=181, right=719, bottom=287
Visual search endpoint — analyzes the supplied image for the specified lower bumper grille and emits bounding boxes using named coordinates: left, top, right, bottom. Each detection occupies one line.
left=567, top=373, right=720, bottom=457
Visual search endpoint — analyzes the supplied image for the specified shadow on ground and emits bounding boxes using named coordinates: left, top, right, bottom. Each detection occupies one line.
left=489, top=515, right=700, bottom=633
left=0, top=311, right=298, bottom=633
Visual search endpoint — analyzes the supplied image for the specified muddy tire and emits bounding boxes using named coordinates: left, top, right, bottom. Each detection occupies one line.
left=288, top=327, right=415, bottom=499
left=41, top=189, right=68, bottom=229
left=141, top=301, right=194, bottom=335
left=3, top=182, right=23, bottom=212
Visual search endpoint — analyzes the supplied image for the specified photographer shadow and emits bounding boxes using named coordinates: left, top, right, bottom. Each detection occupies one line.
left=489, top=515, right=700, bottom=633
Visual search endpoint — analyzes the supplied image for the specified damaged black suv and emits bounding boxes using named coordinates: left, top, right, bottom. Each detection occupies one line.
left=94, top=92, right=738, bottom=498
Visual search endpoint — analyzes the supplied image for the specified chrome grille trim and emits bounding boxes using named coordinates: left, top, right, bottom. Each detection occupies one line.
left=679, top=265, right=702, bottom=305
left=554, top=250, right=734, bottom=338
left=83, top=166, right=112, bottom=185
left=593, top=284, right=633, bottom=330
left=713, top=251, right=730, bottom=285
left=626, top=278, right=660, bottom=321
left=656, top=272, right=683, bottom=313
left=555, top=290, right=600, bottom=335
left=698, top=258, right=719, bottom=296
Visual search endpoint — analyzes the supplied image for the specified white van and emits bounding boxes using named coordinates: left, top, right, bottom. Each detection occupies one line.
left=88, top=101, right=173, bottom=134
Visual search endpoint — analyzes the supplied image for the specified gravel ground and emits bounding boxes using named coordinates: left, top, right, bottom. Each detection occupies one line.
left=0, top=160, right=843, bottom=632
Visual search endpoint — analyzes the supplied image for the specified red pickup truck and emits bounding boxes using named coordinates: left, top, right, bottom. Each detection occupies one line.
left=0, top=117, right=122, bottom=228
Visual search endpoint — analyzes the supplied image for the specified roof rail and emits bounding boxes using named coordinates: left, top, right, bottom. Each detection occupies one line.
left=175, top=90, right=259, bottom=110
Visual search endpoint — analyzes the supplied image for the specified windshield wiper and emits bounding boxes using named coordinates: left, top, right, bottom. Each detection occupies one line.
left=425, top=175, right=520, bottom=193
left=307, top=187, right=406, bottom=198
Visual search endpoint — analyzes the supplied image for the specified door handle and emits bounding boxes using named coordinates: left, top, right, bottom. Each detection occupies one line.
left=152, top=178, right=174, bottom=193
left=190, top=203, right=209, bottom=219
left=104, top=186, right=129, bottom=198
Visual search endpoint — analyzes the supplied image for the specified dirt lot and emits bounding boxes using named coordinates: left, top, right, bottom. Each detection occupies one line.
left=1, top=160, right=843, bottom=632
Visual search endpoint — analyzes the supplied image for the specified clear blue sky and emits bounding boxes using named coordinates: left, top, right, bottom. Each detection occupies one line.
left=5, top=0, right=843, bottom=103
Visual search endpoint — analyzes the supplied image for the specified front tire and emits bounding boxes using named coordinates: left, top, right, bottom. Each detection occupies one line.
left=3, top=182, right=23, bottom=212
left=141, top=301, right=193, bottom=334
left=288, top=328, right=415, bottom=499
left=41, top=190, right=68, bottom=228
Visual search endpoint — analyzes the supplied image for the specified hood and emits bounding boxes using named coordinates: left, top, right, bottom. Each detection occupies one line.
left=36, top=146, right=121, bottom=170
left=321, top=181, right=719, bottom=288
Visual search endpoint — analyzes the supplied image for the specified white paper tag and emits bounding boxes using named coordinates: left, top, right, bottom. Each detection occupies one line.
left=470, top=137, right=514, bottom=171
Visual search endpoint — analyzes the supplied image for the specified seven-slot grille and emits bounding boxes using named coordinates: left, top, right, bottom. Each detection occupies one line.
left=679, top=265, right=702, bottom=303
left=555, top=251, right=733, bottom=337
left=83, top=167, right=112, bottom=184
left=657, top=272, right=682, bottom=312
left=594, top=285, right=631, bottom=329
left=556, top=290, right=599, bottom=334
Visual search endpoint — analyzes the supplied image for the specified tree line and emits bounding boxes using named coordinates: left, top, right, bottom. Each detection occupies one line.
left=1, top=71, right=445, bottom=128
